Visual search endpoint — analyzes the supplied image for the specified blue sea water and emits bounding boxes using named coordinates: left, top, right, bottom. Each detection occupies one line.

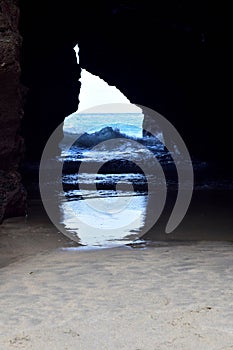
left=62, top=113, right=166, bottom=163
left=63, top=112, right=144, bottom=138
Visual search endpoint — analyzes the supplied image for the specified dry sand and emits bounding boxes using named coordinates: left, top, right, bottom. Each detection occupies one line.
left=0, top=199, right=233, bottom=349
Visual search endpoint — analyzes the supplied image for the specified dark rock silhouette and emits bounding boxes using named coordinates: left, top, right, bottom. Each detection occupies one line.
left=0, top=0, right=232, bottom=220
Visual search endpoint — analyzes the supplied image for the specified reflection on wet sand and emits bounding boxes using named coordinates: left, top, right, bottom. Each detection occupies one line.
left=60, top=193, right=147, bottom=247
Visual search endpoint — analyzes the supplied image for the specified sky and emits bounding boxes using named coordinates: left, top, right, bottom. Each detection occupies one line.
left=73, top=44, right=131, bottom=112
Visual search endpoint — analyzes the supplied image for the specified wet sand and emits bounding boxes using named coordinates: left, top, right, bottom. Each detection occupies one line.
left=0, top=192, right=233, bottom=349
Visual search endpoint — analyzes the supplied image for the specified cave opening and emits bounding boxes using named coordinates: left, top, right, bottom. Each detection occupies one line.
left=60, top=44, right=151, bottom=246
left=21, top=42, right=178, bottom=247
left=64, top=44, right=143, bottom=134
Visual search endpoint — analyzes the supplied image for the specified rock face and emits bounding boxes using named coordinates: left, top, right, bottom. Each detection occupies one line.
left=0, top=0, right=26, bottom=222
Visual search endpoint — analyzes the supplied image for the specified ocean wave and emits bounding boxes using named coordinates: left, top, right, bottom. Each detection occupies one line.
left=64, top=126, right=164, bottom=149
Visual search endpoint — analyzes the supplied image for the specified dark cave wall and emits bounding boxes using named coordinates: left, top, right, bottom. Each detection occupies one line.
left=0, top=1, right=81, bottom=221
left=20, top=0, right=232, bottom=165
left=0, top=0, right=26, bottom=222
left=21, top=46, right=80, bottom=160
left=19, top=1, right=81, bottom=160
left=77, top=1, right=232, bottom=167
left=0, top=1, right=232, bottom=221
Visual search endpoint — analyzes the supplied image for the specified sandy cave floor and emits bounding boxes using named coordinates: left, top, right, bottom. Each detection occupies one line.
left=0, top=199, right=233, bottom=349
